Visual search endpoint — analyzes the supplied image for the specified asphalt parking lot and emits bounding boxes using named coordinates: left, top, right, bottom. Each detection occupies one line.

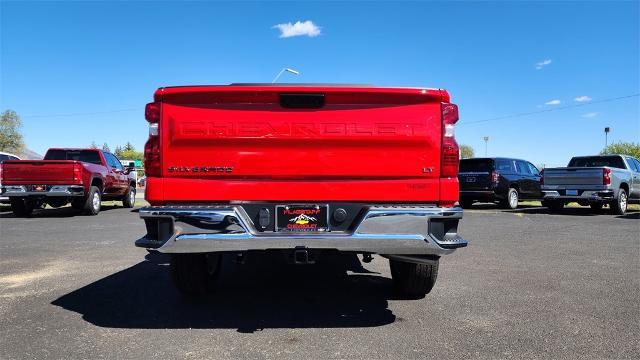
left=0, top=204, right=638, bottom=359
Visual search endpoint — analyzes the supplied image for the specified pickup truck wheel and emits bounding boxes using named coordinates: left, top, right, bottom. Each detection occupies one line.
left=543, top=200, right=564, bottom=213
left=611, top=189, right=628, bottom=215
left=10, top=198, right=34, bottom=217
left=460, top=199, right=473, bottom=209
left=502, top=188, right=519, bottom=209
left=171, top=253, right=220, bottom=296
left=122, top=186, right=135, bottom=208
left=389, top=259, right=438, bottom=298
left=590, top=203, right=604, bottom=212
left=82, top=186, right=101, bottom=215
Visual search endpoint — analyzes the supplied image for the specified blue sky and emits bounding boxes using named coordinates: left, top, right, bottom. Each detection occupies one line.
left=1, top=1, right=638, bottom=166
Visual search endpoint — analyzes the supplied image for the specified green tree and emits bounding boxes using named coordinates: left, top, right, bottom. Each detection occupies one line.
left=459, top=144, right=475, bottom=159
left=0, top=110, right=26, bottom=154
left=601, top=142, right=640, bottom=159
left=119, top=149, right=144, bottom=162
left=102, top=143, right=110, bottom=152
left=90, top=141, right=98, bottom=149
left=123, top=142, right=135, bottom=152
left=114, top=146, right=123, bottom=158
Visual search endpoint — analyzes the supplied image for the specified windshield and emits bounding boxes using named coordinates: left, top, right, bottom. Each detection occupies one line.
left=459, top=159, right=494, bottom=172
left=44, top=150, right=102, bottom=165
left=568, top=156, right=625, bottom=169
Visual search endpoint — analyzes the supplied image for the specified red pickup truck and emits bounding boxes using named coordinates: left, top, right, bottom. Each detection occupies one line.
left=0, top=148, right=137, bottom=216
left=136, top=84, right=467, bottom=298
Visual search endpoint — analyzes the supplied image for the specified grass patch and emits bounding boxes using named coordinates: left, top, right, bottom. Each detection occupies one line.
left=519, top=200, right=639, bottom=211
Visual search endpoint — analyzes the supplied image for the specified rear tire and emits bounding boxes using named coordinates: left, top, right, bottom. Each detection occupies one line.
left=590, top=203, right=603, bottom=212
left=543, top=200, right=564, bottom=213
left=122, top=186, right=135, bottom=208
left=81, top=186, right=101, bottom=215
left=501, top=188, right=519, bottom=209
left=611, top=189, right=628, bottom=215
left=171, top=253, right=221, bottom=296
left=390, top=259, right=438, bottom=298
left=10, top=198, right=34, bottom=217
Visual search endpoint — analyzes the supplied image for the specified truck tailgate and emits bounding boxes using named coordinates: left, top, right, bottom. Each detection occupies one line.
left=152, top=86, right=449, bottom=202
left=543, top=167, right=604, bottom=186
left=1, top=161, right=76, bottom=184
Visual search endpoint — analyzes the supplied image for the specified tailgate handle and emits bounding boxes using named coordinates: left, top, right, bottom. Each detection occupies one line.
left=279, top=93, right=325, bottom=109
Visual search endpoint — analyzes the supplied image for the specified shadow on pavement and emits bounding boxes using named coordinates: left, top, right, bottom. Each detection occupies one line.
left=616, top=211, right=640, bottom=219
left=52, top=252, right=397, bottom=332
left=468, top=202, right=640, bottom=217
left=0, top=204, right=121, bottom=218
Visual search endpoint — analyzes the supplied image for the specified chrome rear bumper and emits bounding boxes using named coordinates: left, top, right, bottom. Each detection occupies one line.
left=0, top=185, right=84, bottom=197
left=136, top=205, right=467, bottom=255
left=542, top=189, right=614, bottom=202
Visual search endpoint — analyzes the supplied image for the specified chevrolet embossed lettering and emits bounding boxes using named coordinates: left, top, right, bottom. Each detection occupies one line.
left=167, top=166, right=233, bottom=173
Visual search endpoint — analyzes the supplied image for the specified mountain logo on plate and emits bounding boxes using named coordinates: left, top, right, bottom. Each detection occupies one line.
left=289, top=214, right=317, bottom=225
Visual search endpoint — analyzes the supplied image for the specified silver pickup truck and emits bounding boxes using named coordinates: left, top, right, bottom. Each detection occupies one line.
left=541, top=154, right=640, bottom=215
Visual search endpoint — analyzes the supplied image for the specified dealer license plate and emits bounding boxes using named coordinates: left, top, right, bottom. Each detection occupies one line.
left=276, top=205, right=329, bottom=232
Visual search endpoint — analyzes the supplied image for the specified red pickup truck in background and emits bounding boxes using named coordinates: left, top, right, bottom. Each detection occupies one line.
left=0, top=148, right=137, bottom=216
left=136, top=84, right=467, bottom=298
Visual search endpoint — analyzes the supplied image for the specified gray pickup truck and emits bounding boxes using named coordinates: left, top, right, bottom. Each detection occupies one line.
left=541, top=154, right=640, bottom=215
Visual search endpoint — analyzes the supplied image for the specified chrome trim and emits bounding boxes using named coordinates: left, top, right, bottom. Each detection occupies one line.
left=542, top=184, right=610, bottom=191
left=543, top=190, right=614, bottom=201
left=138, top=205, right=467, bottom=255
left=1, top=185, right=84, bottom=197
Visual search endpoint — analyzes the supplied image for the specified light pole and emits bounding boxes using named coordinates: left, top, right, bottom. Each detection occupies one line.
left=604, top=127, right=610, bottom=148
left=483, top=136, right=489, bottom=157
left=272, top=68, right=300, bottom=83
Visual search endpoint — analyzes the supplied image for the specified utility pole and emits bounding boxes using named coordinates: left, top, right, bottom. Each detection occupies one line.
left=604, top=127, right=610, bottom=148
left=483, top=136, right=489, bottom=157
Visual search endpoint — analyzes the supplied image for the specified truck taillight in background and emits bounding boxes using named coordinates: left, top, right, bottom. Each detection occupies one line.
left=440, top=102, right=459, bottom=178
left=73, top=163, right=82, bottom=183
left=603, top=168, right=611, bottom=185
left=540, top=169, right=544, bottom=185
left=491, top=170, right=499, bottom=184
left=144, top=102, right=161, bottom=177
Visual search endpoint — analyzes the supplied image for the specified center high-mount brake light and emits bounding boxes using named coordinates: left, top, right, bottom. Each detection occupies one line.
left=144, top=102, right=161, bottom=177
left=440, top=102, right=460, bottom=178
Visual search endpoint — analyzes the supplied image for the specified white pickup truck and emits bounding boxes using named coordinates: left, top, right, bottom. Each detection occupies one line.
left=541, top=154, right=640, bottom=215
left=0, top=151, right=22, bottom=203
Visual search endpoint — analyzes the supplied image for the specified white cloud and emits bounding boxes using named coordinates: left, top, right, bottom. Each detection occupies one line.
left=535, top=59, right=552, bottom=70
left=273, top=20, right=321, bottom=38
left=574, top=95, right=592, bottom=102
left=582, top=112, right=598, bottom=118
left=545, top=99, right=561, bottom=105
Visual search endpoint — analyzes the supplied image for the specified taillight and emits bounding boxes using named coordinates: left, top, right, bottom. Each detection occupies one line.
left=145, top=102, right=160, bottom=123
left=144, top=102, right=161, bottom=177
left=440, top=102, right=459, bottom=178
left=73, top=163, right=82, bottom=183
left=491, top=170, right=499, bottom=184
left=540, top=169, right=544, bottom=186
left=603, top=168, right=611, bottom=185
